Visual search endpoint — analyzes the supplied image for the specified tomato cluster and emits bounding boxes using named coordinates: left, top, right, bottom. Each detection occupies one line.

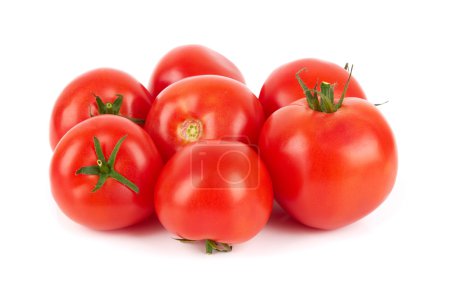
left=49, top=44, right=397, bottom=253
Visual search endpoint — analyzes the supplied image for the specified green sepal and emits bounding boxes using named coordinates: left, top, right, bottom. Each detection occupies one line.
left=95, top=95, right=107, bottom=114
left=296, top=68, right=319, bottom=110
left=318, top=82, right=336, bottom=113
left=110, top=170, right=139, bottom=193
left=173, top=238, right=233, bottom=254
left=344, top=63, right=349, bottom=71
left=92, top=173, right=108, bottom=192
left=111, top=95, right=123, bottom=114
left=123, top=116, right=146, bottom=125
left=93, top=137, right=106, bottom=162
left=76, top=166, right=100, bottom=175
left=205, top=240, right=232, bottom=254
left=173, top=238, right=195, bottom=243
left=336, top=64, right=353, bottom=109
left=107, top=135, right=126, bottom=165
left=206, top=240, right=214, bottom=254
left=375, top=100, right=389, bottom=106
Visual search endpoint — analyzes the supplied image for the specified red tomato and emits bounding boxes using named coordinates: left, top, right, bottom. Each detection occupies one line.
left=50, top=68, right=154, bottom=150
left=259, top=75, right=397, bottom=230
left=145, top=75, right=265, bottom=161
left=50, top=115, right=163, bottom=230
left=155, top=141, right=273, bottom=253
left=259, top=58, right=366, bottom=117
left=148, top=44, right=245, bottom=96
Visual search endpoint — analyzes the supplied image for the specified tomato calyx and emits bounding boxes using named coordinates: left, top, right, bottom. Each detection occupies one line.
left=174, top=238, right=233, bottom=254
left=89, top=94, right=145, bottom=125
left=76, top=135, right=139, bottom=193
left=295, top=64, right=353, bottom=113
left=205, top=239, right=232, bottom=254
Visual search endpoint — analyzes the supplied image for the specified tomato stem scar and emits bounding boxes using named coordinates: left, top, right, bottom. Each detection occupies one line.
left=178, top=119, right=203, bottom=142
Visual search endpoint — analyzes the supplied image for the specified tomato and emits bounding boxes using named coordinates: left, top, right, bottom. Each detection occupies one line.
left=155, top=140, right=273, bottom=253
left=259, top=73, right=397, bottom=229
left=259, top=58, right=366, bottom=117
left=145, top=75, right=265, bottom=161
left=148, top=44, right=245, bottom=96
left=50, top=115, right=163, bottom=230
left=50, top=68, right=154, bottom=150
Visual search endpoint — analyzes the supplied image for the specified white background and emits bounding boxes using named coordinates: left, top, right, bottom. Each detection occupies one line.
left=1, top=1, right=449, bottom=299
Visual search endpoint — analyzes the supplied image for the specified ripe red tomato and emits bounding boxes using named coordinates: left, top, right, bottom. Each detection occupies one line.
left=148, top=44, right=245, bottom=96
left=259, top=58, right=366, bottom=117
left=50, top=68, right=154, bottom=150
left=155, top=141, right=273, bottom=253
left=259, top=75, right=397, bottom=230
left=145, top=75, right=265, bottom=161
left=50, top=115, right=163, bottom=230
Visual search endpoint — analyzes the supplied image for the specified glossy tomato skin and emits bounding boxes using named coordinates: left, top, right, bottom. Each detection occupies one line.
left=155, top=141, right=273, bottom=244
left=50, top=115, right=163, bottom=230
left=148, top=44, right=245, bottom=96
left=259, top=58, right=366, bottom=117
left=145, top=75, right=265, bottom=161
left=50, top=68, right=154, bottom=150
left=259, top=98, right=397, bottom=229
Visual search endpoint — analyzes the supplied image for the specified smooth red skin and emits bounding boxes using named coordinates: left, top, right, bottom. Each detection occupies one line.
left=155, top=141, right=273, bottom=244
left=259, top=98, right=397, bottom=230
left=50, top=116, right=163, bottom=230
left=259, top=58, right=367, bottom=117
left=50, top=68, right=154, bottom=150
left=145, top=75, right=265, bottom=161
left=148, top=44, right=245, bottom=96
